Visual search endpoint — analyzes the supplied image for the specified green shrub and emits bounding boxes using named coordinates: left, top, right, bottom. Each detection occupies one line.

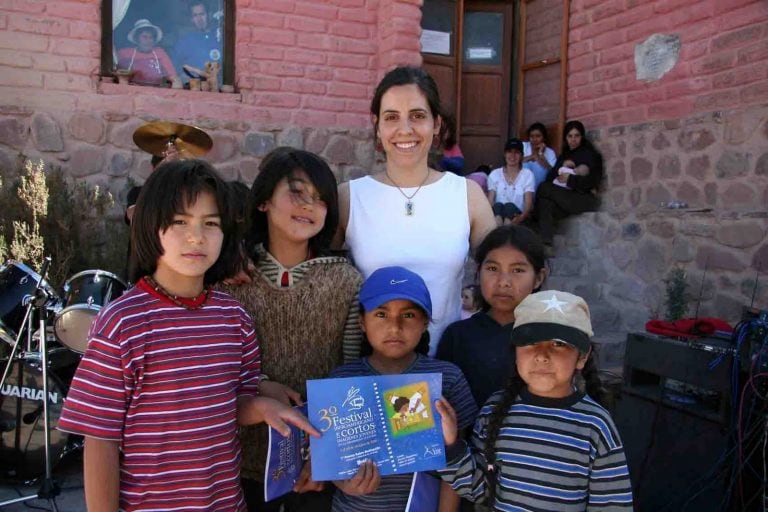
left=0, top=156, right=129, bottom=289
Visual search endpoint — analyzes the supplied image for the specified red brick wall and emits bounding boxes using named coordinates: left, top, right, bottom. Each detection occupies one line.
left=567, top=0, right=768, bottom=128
left=0, top=0, right=423, bottom=128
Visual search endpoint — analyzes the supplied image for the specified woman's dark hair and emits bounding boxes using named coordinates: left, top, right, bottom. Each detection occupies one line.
left=129, top=159, right=238, bottom=285
left=474, top=225, right=547, bottom=310
left=561, top=119, right=599, bottom=154
left=482, top=343, right=605, bottom=503
left=474, top=164, right=492, bottom=175
left=229, top=180, right=250, bottom=223
left=526, top=122, right=549, bottom=145
left=443, top=112, right=458, bottom=149
left=244, top=147, right=339, bottom=264
left=370, top=66, right=448, bottom=147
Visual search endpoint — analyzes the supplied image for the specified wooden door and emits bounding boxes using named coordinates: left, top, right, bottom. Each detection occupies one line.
left=422, top=0, right=461, bottom=125
left=459, top=1, right=513, bottom=172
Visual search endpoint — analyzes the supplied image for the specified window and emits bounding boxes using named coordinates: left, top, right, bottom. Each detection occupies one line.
left=101, top=0, right=234, bottom=89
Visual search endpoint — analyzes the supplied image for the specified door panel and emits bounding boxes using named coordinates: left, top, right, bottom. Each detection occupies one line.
left=459, top=1, right=513, bottom=172
left=461, top=73, right=502, bottom=127
left=424, top=60, right=457, bottom=116
left=421, top=0, right=460, bottom=117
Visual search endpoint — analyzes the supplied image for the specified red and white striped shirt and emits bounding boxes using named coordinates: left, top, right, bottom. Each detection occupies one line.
left=59, top=278, right=260, bottom=511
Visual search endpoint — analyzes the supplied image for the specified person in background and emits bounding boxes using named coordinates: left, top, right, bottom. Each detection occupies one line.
left=58, top=159, right=317, bottom=511
left=522, top=122, right=557, bottom=188
left=486, top=139, right=536, bottom=226
left=220, top=148, right=362, bottom=512
left=117, top=19, right=179, bottom=86
left=336, top=66, right=496, bottom=355
left=436, top=290, right=633, bottom=511
left=460, top=284, right=481, bottom=320
left=329, top=267, right=477, bottom=512
left=174, top=0, right=223, bottom=86
left=534, top=120, right=603, bottom=255
left=464, top=164, right=490, bottom=194
left=438, top=113, right=465, bottom=175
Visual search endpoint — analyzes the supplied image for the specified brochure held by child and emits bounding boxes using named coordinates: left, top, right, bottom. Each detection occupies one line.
left=307, top=373, right=445, bottom=481
left=264, top=404, right=309, bottom=502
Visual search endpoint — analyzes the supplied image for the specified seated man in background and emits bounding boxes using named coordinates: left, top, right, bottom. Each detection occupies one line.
left=174, top=1, right=223, bottom=86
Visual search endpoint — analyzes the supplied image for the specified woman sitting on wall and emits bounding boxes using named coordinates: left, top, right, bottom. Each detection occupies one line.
left=487, top=138, right=536, bottom=226
left=522, top=122, right=558, bottom=188
left=534, top=120, right=603, bottom=254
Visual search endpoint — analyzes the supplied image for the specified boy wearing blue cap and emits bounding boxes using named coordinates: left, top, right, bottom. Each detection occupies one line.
left=327, top=266, right=478, bottom=512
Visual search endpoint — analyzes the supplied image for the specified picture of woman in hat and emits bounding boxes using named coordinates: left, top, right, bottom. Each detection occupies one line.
left=117, top=19, right=179, bottom=86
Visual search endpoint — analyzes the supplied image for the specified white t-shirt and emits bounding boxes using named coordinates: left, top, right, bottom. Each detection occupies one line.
left=487, top=167, right=536, bottom=211
left=523, top=141, right=557, bottom=166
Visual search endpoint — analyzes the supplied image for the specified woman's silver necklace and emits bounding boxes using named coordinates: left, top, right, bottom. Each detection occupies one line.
left=385, top=169, right=431, bottom=216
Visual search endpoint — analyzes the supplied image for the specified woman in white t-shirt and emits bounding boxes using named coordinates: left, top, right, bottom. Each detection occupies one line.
left=522, top=122, right=558, bottom=188
left=487, top=138, right=536, bottom=226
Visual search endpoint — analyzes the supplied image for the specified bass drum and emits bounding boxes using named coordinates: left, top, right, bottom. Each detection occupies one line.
left=0, top=358, right=69, bottom=480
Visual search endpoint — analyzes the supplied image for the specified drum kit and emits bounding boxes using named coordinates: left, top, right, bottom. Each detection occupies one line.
left=0, top=121, right=212, bottom=505
left=0, top=258, right=127, bottom=506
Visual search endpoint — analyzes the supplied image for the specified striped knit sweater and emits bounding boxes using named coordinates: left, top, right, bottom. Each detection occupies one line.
left=438, top=388, right=633, bottom=511
left=219, top=249, right=363, bottom=482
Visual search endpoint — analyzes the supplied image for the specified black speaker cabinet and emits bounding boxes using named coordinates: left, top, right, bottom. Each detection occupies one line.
left=614, top=332, right=733, bottom=512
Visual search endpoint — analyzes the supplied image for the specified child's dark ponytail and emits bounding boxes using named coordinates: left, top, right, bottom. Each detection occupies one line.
left=483, top=370, right=525, bottom=504
left=580, top=344, right=607, bottom=407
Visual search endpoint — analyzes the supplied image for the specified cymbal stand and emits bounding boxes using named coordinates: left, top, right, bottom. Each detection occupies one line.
left=0, top=256, right=61, bottom=511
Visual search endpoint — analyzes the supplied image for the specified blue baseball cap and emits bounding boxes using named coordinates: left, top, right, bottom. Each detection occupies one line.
left=359, top=266, right=432, bottom=318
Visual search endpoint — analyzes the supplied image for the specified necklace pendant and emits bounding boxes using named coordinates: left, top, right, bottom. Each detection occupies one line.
left=405, top=201, right=414, bottom=216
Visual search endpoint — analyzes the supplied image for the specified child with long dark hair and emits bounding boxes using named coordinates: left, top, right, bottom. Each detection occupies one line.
left=220, top=147, right=362, bottom=512
left=330, top=266, right=477, bottom=511
left=437, top=225, right=546, bottom=408
left=436, top=291, right=633, bottom=511
left=58, top=160, right=316, bottom=511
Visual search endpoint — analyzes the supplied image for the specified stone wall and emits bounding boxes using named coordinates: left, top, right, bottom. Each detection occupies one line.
left=544, top=106, right=768, bottom=368
left=0, top=106, right=381, bottom=205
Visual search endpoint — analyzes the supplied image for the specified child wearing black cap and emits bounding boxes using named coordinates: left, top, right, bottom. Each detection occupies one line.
left=436, top=290, right=633, bottom=511
left=329, top=266, right=478, bottom=512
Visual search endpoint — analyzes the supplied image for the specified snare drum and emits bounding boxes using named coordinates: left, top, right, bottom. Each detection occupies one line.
left=54, top=270, right=127, bottom=353
left=0, top=261, right=60, bottom=346
left=0, top=358, right=69, bottom=480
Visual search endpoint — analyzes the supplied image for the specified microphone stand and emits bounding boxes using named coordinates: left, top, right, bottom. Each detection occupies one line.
left=0, top=256, right=61, bottom=511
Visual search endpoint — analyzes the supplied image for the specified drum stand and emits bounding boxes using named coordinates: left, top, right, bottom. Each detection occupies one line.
left=0, top=257, right=61, bottom=511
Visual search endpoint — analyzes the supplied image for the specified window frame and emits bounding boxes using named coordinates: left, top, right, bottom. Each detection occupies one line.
left=100, top=0, right=235, bottom=87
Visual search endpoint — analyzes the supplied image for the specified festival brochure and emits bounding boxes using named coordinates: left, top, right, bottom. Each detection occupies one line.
left=264, top=404, right=309, bottom=502
left=306, top=373, right=445, bottom=481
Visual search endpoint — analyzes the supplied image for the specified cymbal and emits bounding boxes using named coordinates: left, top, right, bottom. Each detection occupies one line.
left=132, top=121, right=213, bottom=157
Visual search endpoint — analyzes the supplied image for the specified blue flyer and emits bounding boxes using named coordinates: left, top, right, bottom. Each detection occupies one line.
left=307, top=373, right=445, bottom=481
left=406, top=472, right=441, bottom=512
left=264, top=404, right=309, bottom=502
